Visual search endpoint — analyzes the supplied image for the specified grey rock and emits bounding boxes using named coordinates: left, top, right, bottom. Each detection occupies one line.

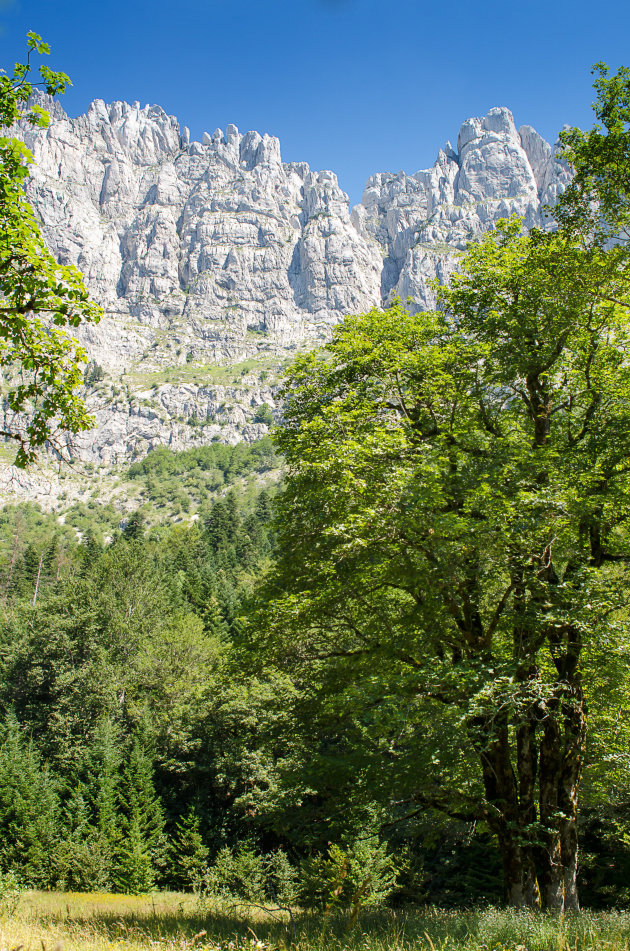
left=6, top=94, right=569, bottom=488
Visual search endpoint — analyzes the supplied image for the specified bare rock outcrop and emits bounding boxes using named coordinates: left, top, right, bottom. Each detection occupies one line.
left=5, top=95, right=570, bottom=483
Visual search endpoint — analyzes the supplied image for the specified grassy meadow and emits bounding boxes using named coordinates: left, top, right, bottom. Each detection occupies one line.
left=3, top=892, right=630, bottom=951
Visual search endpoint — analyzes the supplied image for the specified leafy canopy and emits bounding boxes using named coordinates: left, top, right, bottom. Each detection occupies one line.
left=0, top=33, right=101, bottom=466
left=558, top=62, right=630, bottom=246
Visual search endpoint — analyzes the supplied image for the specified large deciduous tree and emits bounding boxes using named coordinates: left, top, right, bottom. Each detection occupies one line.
left=262, top=218, right=630, bottom=909
left=0, top=33, right=101, bottom=466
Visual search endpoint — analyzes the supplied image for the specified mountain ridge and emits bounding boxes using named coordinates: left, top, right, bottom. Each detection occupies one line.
left=1, top=93, right=571, bottom=507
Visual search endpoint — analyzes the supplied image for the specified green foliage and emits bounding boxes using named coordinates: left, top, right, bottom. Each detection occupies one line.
left=0, top=712, right=60, bottom=886
left=0, top=503, right=81, bottom=600
left=124, top=438, right=281, bottom=517
left=123, top=509, right=146, bottom=540
left=0, top=34, right=101, bottom=465
left=203, top=844, right=268, bottom=901
left=3, top=65, right=630, bottom=909
left=558, top=63, right=630, bottom=244
left=202, top=845, right=298, bottom=905
left=166, top=806, right=209, bottom=892
left=263, top=214, right=630, bottom=908
left=253, top=403, right=274, bottom=426
left=83, top=361, right=105, bottom=385
left=128, top=439, right=279, bottom=483
left=114, top=737, right=166, bottom=893
left=0, top=868, right=21, bottom=917
left=55, top=718, right=123, bottom=890
left=0, top=456, right=288, bottom=891
left=56, top=783, right=114, bottom=891
left=299, top=838, right=398, bottom=910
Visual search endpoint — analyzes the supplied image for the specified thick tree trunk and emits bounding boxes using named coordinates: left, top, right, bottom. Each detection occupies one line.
left=516, top=717, right=541, bottom=908
left=536, top=677, right=587, bottom=912
left=561, top=817, right=580, bottom=911
left=479, top=718, right=541, bottom=909
left=475, top=671, right=586, bottom=910
left=538, top=708, right=565, bottom=910
left=497, top=831, right=540, bottom=908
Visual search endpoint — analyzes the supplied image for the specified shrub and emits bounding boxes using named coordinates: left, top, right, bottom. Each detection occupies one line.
left=253, top=403, right=273, bottom=426
left=0, top=869, right=21, bottom=917
left=202, top=845, right=298, bottom=905
left=299, top=838, right=398, bottom=910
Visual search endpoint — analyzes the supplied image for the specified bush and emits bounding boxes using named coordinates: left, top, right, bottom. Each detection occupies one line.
left=202, top=845, right=298, bottom=904
left=84, top=361, right=105, bottom=386
left=0, top=869, right=21, bottom=917
left=253, top=403, right=274, bottom=426
left=55, top=834, right=113, bottom=892
left=299, top=838, right=398, bottom=910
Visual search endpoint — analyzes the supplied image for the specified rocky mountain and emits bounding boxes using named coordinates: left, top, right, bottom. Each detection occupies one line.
left=3, top=95, right=571, bottom=504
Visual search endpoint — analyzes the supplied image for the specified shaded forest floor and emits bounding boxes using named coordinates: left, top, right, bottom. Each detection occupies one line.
left=3, top=892, right=630, bottom=951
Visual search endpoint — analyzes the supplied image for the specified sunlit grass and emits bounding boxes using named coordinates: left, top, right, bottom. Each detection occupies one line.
left=3, top=893, right=630, bottom=951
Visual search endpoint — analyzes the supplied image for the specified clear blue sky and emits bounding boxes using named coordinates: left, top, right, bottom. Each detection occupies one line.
left=1, top=0, right=629, bottom=206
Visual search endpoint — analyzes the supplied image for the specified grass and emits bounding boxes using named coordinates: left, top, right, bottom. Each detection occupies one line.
left=125, top=355, right=282, bottom=389
left=3, top=893, right=630, bottom=951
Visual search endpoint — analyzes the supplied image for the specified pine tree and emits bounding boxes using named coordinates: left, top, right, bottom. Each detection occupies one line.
left=123, top=510, right=146, bottom=541
left=81, top=529, right=103, bottom=569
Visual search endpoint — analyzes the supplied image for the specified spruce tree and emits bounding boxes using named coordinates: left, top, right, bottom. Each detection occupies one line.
left=123, top=510, right=146, bottom=541
left=167, top=805, right=209, bottom=891
left=57, top=782, right=112, bottom=890
left=114, top=737, right=165, bottom=893
left=0, top=712, right=59, bottom=886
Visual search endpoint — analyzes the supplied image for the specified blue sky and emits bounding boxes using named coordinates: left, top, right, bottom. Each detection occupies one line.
left=1, top=0, right=629, bottom=205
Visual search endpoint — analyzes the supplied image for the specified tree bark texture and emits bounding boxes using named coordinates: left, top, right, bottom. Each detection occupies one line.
left=474, top=676, right=586, bottom=910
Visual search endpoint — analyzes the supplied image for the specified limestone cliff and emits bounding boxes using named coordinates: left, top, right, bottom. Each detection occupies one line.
left=4, top=95, right=570, bottom=497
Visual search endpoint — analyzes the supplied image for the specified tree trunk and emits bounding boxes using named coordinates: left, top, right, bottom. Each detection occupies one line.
left=561, top=816, right=580, bottom=911
left=475, top=672, right=586, bottom=911
left=32, top=550, right=43, bottom=606
left=538, top=706, right=565, bottom=910
left=516, top=716, right=541, bottom=907
left=559, top=684, right=587, bottom=912
left=536, top=677, right=587, bottom=912
left=478, top=718, right=540, bottom=908
left=497, top=831, right=540, bottom=908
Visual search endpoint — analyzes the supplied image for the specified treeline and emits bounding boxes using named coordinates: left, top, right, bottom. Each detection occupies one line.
left=0, top=440, right=629, bottom=907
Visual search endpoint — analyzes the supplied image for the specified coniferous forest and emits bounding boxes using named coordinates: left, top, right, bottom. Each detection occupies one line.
left=4, top=29, right=630, bottom=951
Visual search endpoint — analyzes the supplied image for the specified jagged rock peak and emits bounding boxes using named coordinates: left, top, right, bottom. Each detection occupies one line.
left=7, top=94, right=571, bottom=474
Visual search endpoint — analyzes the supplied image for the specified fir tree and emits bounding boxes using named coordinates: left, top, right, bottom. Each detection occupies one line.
left=123, top=510, right=146, bottom=541
left=57, top=782, right=112, bottom=890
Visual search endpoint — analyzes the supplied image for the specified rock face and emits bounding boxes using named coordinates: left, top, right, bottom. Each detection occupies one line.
left=353, top=108, right=571, bottom=310
left=9, top=95, right=571, bottom=474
